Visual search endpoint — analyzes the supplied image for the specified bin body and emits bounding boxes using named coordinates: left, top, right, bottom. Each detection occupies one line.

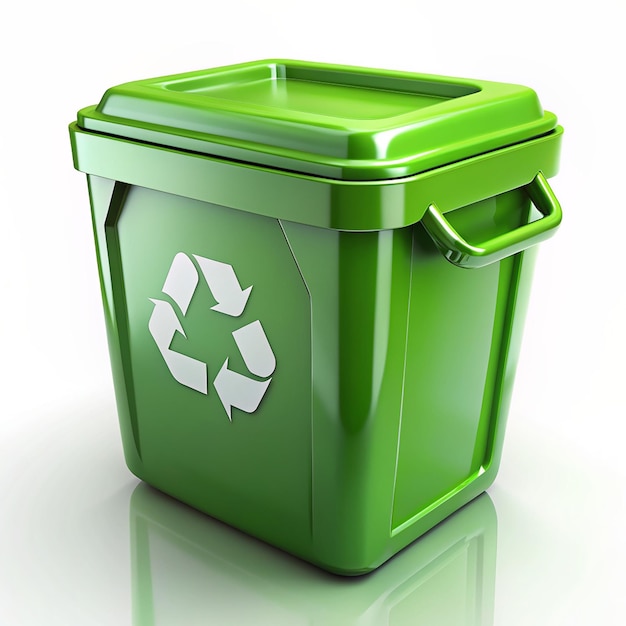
left=70, top=60, right=562, bottom=574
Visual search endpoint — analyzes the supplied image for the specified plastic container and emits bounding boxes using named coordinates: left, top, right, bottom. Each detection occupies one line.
left=69, top=59, right=562, bottom=575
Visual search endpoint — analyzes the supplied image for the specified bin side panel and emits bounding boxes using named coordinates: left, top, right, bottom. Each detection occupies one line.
left=483, top=245, right=538, bottom=474
left=106, top=185, right=312, bottom=551
left=392, top=226, right=499, bottom=527
left=392, top=189, right=533, bottom=529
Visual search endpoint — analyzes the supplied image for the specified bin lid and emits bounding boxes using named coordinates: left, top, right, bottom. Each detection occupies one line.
left=77, top=59, right=557, bottom=181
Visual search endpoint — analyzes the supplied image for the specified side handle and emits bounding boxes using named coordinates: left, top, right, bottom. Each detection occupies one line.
left=421, top=172, right=562, bottom=269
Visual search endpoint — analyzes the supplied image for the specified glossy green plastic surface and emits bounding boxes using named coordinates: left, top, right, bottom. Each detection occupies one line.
left=77, top=59, right=557, bottom=180
left=70, top=60, right=562, bottom=575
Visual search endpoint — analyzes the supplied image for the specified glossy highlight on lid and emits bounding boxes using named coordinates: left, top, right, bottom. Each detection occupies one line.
left=76, top=59, right=557, bottom=180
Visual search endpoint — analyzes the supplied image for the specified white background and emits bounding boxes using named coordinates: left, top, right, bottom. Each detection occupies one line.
left=1, top=1, right=624, bottom=624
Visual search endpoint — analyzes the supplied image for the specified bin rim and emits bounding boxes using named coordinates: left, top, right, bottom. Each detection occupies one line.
left=74, top=59, right=558, bottom=182
left=70, top=119, right=563, bottom=233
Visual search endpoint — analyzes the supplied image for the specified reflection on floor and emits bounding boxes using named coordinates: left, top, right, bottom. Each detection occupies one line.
left=130, top=485, right=497, bottom=625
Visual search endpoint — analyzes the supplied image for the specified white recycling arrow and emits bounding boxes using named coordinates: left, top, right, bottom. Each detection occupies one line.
left=148, top=251, right=276, bottom=421
left=232, top=320, right=276, bottom=378
left=214, top=359, right=271, bottom=421
left=161, top=252, right=198, bottom=315
left=148, top=298, right=208, bottom=394
left=193, top=255, right=252, bottom=317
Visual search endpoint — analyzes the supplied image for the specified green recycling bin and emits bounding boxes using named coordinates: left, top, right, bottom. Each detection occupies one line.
left=69, top=59, right=562, bottom=575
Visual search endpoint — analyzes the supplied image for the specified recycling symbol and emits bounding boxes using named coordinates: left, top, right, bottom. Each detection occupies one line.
left=148, top=252, right=276, bottom=420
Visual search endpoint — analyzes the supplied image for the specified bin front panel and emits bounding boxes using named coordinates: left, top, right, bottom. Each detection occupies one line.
left=103, top=182, right=312, bottom=545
